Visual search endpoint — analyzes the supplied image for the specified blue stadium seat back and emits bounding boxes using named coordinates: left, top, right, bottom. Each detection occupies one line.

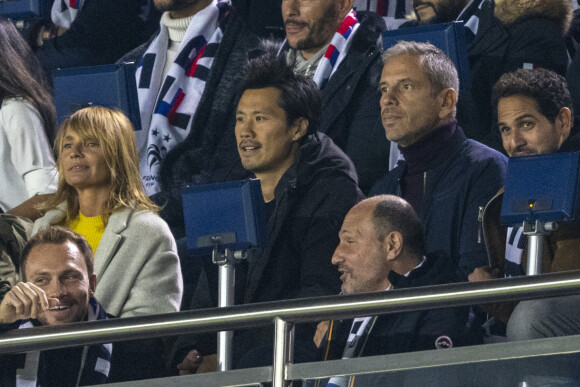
left=0, top=0, right=41, bottom=19
left=53, top=62, right=142, bottom=130
left=382, top=22, right=471, bottom=92
left=501, top=152, right=580, bottom=225
left=182, top=179, right=268, bottom=254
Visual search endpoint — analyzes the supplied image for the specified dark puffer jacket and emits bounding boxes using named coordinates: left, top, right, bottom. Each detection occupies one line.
left=170, top=132, right=364, bottom=369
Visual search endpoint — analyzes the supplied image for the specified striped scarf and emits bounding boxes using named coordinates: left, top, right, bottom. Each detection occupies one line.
left=51, top=0, right=85, bottom=29
left=504, top=226, right=526, bottom=277
left=326, top=316, right=376, bottom=387
left=135, top=0, right=229, bottom=196
left=456, top=0, right=488, bottom=45
left=16, top=298, right=111, bottom=387
left=313, top=10, right=360, bottom=89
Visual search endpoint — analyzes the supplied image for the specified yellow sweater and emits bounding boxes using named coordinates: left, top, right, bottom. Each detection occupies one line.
left=68, top=212, right=105, bottom=254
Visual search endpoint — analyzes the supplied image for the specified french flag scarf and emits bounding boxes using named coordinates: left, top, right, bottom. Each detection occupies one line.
left=312, top=10, right=359, bottom=89
left=15, top=298, right=112, bottom=387
left=135, top=0, right=229, bottom=196
left=51, top=0, right=85, bottom=29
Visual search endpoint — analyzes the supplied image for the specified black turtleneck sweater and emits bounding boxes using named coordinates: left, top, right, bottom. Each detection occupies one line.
left=398, top=120, right=457, bottom=216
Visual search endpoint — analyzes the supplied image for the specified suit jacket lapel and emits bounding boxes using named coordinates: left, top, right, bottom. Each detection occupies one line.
left=93, top=208, right=131, bottom=280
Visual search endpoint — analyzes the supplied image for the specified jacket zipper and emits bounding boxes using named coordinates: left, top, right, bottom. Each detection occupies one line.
left=477, top=206, right=484, bottom=244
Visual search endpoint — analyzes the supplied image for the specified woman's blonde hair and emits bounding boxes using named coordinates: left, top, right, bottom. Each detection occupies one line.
left=42, top=106, right=158, bottom=224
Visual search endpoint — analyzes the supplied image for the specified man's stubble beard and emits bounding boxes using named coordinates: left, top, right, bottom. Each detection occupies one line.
left=154, top=0, right=205, bottom=13
left=294, top=5, right=340, bottom=52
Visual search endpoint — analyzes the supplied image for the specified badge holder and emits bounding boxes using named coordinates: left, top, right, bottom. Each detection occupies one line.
left=501, top=152, right=580, bottom=275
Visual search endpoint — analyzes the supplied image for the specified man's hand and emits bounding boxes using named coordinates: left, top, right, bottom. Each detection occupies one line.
left=35, top=25, right=49, bottom=47
left=177, top=349, right=203, bottom=375
left=176, top=350, right=217, bottom=375
left=0, top=282, right=59, bottom=324
left=468, top=266, right=500, bottom=282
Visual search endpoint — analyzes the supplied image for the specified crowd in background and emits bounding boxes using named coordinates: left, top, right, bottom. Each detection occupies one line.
left=0, top=0, right=579, bottom=384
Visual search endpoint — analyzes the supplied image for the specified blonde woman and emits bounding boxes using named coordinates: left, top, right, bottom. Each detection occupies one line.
left=33, top=106, right=182, bottom=317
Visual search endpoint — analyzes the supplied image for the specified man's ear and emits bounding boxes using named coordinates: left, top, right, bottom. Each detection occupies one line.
left=437, top=88, right=457, bottom=120
left=555, top=107, right=572, bottom=145
left=384, top=231, right=403, bottom=261
left=337, top=0, right=354, bottom=20
left=291, top=117, right=309, bottom=142
left=89, top=274, right=97, bottom=295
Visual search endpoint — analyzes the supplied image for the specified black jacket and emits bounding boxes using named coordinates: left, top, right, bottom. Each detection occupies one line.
left=37, top=0, right=160, bottom=74
left=0, top=314, right=164, bottom=385
left=243, top=132, right=364, bottom=303
left=0, top=298, right=111, bottom=386
left=567, top=47, right=580, bottom=135
left=317, top=11, right=390, bottom=194
left=317, top=252, right=476, bottom=385
left=171, top=132, right=364, bottom=369
left=370, top=126, right=507, bottom=281
left=120, top=5, right=261, bottom=238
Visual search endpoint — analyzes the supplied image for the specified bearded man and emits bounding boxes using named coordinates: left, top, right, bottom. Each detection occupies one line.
left=281, top=0, right=390, bottom=193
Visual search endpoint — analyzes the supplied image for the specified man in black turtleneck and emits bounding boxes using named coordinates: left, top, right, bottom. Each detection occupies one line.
left=370, top=41, right=507, bottom=283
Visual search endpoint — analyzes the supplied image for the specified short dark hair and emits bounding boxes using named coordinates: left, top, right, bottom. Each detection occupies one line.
left=240, top=51, right=321, bottom=136
left=20, top=226, right=94, bottom=281
left=371, top=195, right=425, bottom=258
left=491, top=68, right=573, bottom=123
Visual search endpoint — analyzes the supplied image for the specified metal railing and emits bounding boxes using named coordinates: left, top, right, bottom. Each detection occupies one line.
left=2, top=270, right=580, bottom=386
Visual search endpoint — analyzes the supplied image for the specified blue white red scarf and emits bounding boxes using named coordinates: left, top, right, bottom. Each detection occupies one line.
left=51, top=0, right=84, bottom=29
left=312, top=10, right=359, bottom=89
left=135, top=0, right=229, bottom=196
left=16, top=297, right=111, bottom=387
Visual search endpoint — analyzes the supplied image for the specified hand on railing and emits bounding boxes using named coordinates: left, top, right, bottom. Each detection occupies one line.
left=177, top=349, right=217, bottom=375
left=468, top=266, right=501, bottom=282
